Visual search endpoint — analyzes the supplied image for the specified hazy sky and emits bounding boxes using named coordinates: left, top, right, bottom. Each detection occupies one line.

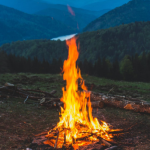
left=0, top=0, right=129, bottom=8
left=42, top=0, right=130, bottom=7
left=0, top=0, right=130, bottom=13
left=44, top=0, right=104, bottom=7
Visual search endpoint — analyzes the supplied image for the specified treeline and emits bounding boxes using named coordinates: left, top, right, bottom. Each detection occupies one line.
left=1, top=50, right=150, bottom=82
left=79, top=21, right=150, bottom=62
left=2, top=21, right=150, bottom=63
left=0, top=51, right=63, bottom=74
left=79, top=51, right=150, bottom=82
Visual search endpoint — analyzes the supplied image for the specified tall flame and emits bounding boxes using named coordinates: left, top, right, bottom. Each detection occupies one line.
left=45, top=37, right=112, bottom=148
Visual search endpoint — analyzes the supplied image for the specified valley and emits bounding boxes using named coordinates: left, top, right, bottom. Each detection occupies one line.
left=0, top=1, right=150, bottom=149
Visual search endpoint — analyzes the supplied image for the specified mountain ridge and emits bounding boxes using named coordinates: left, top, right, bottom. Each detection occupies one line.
left=0, top=4, right=77, bottom=45
left=35, top=5, right=111, bottom=30
left=0, top=0, right=53, bottom=14
left=82, top=0, right=130, bottom=11
left=1, top=21, right=150, bottom=63
left=83, top=0, right=150, bottom=32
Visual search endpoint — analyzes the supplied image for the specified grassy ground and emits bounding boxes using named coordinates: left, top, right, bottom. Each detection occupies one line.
left=1, top=73, right=150, bottom=100
left=83, top=75, right=150, bottom=101
left=0, top=73, right=150, bottom=149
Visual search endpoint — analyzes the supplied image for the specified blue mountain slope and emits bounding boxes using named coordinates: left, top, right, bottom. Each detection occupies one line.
left=0, top=4, right=77, bottom=45
left=81, top=0, right=130, bottom=11
left=83, top=0, right=150, bottom=32
left=0, top=0, right=52, bottom=14
left=35, top=4, right=111, bottom=30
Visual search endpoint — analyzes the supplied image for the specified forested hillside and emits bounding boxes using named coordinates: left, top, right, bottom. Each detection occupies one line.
left=1, top=50, right=150, bottom=82
left=82, top=0, right=129, bottom=11
left=83, top=0, right=150, bottom=32
left=1, top=40, right=68, bottom=62
left=0, top=4, right=77, bottom=45
left=0, top=0, right=52, bottom=14
left=78, top=21, right=150, bottom=62
left=1, top=21, right=150, bottom=63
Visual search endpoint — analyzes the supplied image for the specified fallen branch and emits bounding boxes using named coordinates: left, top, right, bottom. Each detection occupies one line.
left=98, top=137, right=112, bottom=147
left=104, top=146, right=118, bottom=150
left=0, top=84, right=58, bottom=106
left=1, top=83, right=150, bottom=113
left=21, top=89, right=57, bottom=98
left=90, top=92, right=150, bottom=114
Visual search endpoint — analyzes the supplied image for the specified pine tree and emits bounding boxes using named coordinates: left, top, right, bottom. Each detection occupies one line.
left=112, top=59, right=121, bottom=80
left=0, top=50, right=8, bottom=73
left=120, top=55, right=134, bottom=81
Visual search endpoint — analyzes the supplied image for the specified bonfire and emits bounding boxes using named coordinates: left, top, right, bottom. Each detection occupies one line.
left=44, top=37, right=117, bottom=149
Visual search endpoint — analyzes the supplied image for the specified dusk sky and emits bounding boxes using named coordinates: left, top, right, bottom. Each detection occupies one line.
left=0, top=0, right=108, bottom=7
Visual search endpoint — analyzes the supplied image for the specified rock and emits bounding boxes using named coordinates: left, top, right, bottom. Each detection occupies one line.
left=4, top=83, right=14, bottom=87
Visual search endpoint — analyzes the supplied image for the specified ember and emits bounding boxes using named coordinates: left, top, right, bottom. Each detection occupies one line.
left=44, top=37, right=118, bottom=149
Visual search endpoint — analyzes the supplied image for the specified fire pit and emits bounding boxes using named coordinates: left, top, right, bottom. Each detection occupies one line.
left=31, top=37, right=120, bottom=150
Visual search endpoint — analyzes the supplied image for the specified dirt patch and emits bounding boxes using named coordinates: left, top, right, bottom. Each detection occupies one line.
left=0, top=100, right=150, bottom=150
left=0, top=73, right=150, bottom=149
left=93, top=108, right=150, bottom=150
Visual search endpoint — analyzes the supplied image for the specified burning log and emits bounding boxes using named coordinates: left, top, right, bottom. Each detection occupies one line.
left=99, top=137, right=112, bottom=147
left=63, top=133, right=66, bottom=145
left=54, top=131, right=59, bottom=149
left=32, top=127, right=119, bottom=150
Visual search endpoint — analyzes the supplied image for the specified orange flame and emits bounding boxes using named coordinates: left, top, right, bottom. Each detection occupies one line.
left=67, top=5, right=75, bottom=16
left=45, top=37, right=113, bottom=148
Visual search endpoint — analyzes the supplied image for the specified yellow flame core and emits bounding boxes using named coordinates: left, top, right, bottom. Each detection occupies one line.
left=45, top=37, right=112, bottom=148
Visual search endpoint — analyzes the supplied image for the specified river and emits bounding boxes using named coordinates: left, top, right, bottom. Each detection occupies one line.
left=51, top=33, right=77, bottom=41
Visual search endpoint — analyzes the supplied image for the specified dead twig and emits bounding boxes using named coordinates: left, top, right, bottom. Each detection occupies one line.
left=98, top=137, right=112, bottom=147
left=20, top=89, right=57, bottom=98
left=54, top=131, right=59, bottom=149
left=24, top=95, right=29, bottom=104
left=104, top=146, right=118, bottom=150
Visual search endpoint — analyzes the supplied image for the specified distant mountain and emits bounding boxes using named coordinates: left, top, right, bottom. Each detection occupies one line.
left=0, top=4, right=77, bottom=45
left=0, top=0, right=130, bottom=13
left=0, top=0, right=53, bottom=14
left=33, top=0, right=129, bottom=8
left=31, top=0, right=106, bottom=8
left=81, top=0, right=130, bottom=11
left=83, top=0, right=150, bottom=32
left=37, top=4, right=110, bottom=16
left=2, top=21, right=150, bottom=62
left=35, top=4, right=111, bottom=30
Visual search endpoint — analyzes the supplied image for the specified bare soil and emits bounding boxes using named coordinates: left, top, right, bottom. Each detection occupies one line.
left=0, top=99, right=150, bottom=150
left=0, top=73, right=150, bottom=149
